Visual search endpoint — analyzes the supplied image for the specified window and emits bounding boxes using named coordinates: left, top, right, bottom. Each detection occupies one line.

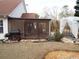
left=0, top=20, right=3, bottom=33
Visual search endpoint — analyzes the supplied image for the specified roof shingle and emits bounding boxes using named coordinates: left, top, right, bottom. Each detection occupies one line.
left=21, top=13, right=39, bottom=19
left=0, top=0, right=21, bottom=16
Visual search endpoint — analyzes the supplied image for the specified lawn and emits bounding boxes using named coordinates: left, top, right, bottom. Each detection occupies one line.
left=0, top=41, right=79, bottom=59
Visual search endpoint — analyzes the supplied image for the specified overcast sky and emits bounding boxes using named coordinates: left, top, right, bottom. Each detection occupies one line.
left=25, top=0, right=77, bottom=15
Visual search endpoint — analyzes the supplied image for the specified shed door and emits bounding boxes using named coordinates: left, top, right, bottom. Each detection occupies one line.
left=24, top=21, right=38, bottom=38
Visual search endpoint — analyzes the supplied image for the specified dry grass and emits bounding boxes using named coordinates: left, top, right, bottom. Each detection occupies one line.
left=45, top=51, right=79, bottom=59
left=0, top=41, right=79, bottom=59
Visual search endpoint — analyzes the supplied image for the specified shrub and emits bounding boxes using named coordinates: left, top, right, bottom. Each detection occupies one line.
left=53, top=31, right=64, bottom=41
left=48, top=31, right=64, bottom=41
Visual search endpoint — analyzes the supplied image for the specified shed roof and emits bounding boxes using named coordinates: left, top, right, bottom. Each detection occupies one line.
left=21, top=13, right=39, bottom=19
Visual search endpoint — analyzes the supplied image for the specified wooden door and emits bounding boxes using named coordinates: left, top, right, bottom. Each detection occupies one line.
left=24, top=21, right=38, bottom=38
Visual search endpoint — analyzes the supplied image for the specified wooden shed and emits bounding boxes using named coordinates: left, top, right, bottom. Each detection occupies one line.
left=8, top=13, right=51, bottom=39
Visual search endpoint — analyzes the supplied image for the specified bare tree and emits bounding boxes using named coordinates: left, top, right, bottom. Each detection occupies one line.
left=59, top=5, right=76, bottom=37
left=39, top=5, right=75, bottom=33
left=39, top=6, right=61, bottom=32
left=40, top=6, right=60, bottom=20
left=59, top=5, right=74, bottom=19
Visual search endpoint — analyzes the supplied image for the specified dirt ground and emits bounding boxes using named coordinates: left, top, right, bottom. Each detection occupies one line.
left=0, top=40, right=79, bottom=59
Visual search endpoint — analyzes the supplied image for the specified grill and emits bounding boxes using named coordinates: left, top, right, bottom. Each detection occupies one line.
left=5, top=30, right=21, bottom=42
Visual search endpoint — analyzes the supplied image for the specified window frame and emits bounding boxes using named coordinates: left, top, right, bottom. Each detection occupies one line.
left=0, top=20, right=3, bottom=33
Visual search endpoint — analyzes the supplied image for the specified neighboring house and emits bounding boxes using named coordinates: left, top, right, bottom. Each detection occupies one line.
left=0, top=0, right=26, bottom=40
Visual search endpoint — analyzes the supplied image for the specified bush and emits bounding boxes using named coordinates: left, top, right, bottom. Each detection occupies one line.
left=48, top=31, right=64, bottom=41
left=48, top=35, right=54, bottom=41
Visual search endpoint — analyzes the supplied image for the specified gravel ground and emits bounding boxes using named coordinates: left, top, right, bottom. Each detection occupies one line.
left=0, top=41, right=79, bottom=59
